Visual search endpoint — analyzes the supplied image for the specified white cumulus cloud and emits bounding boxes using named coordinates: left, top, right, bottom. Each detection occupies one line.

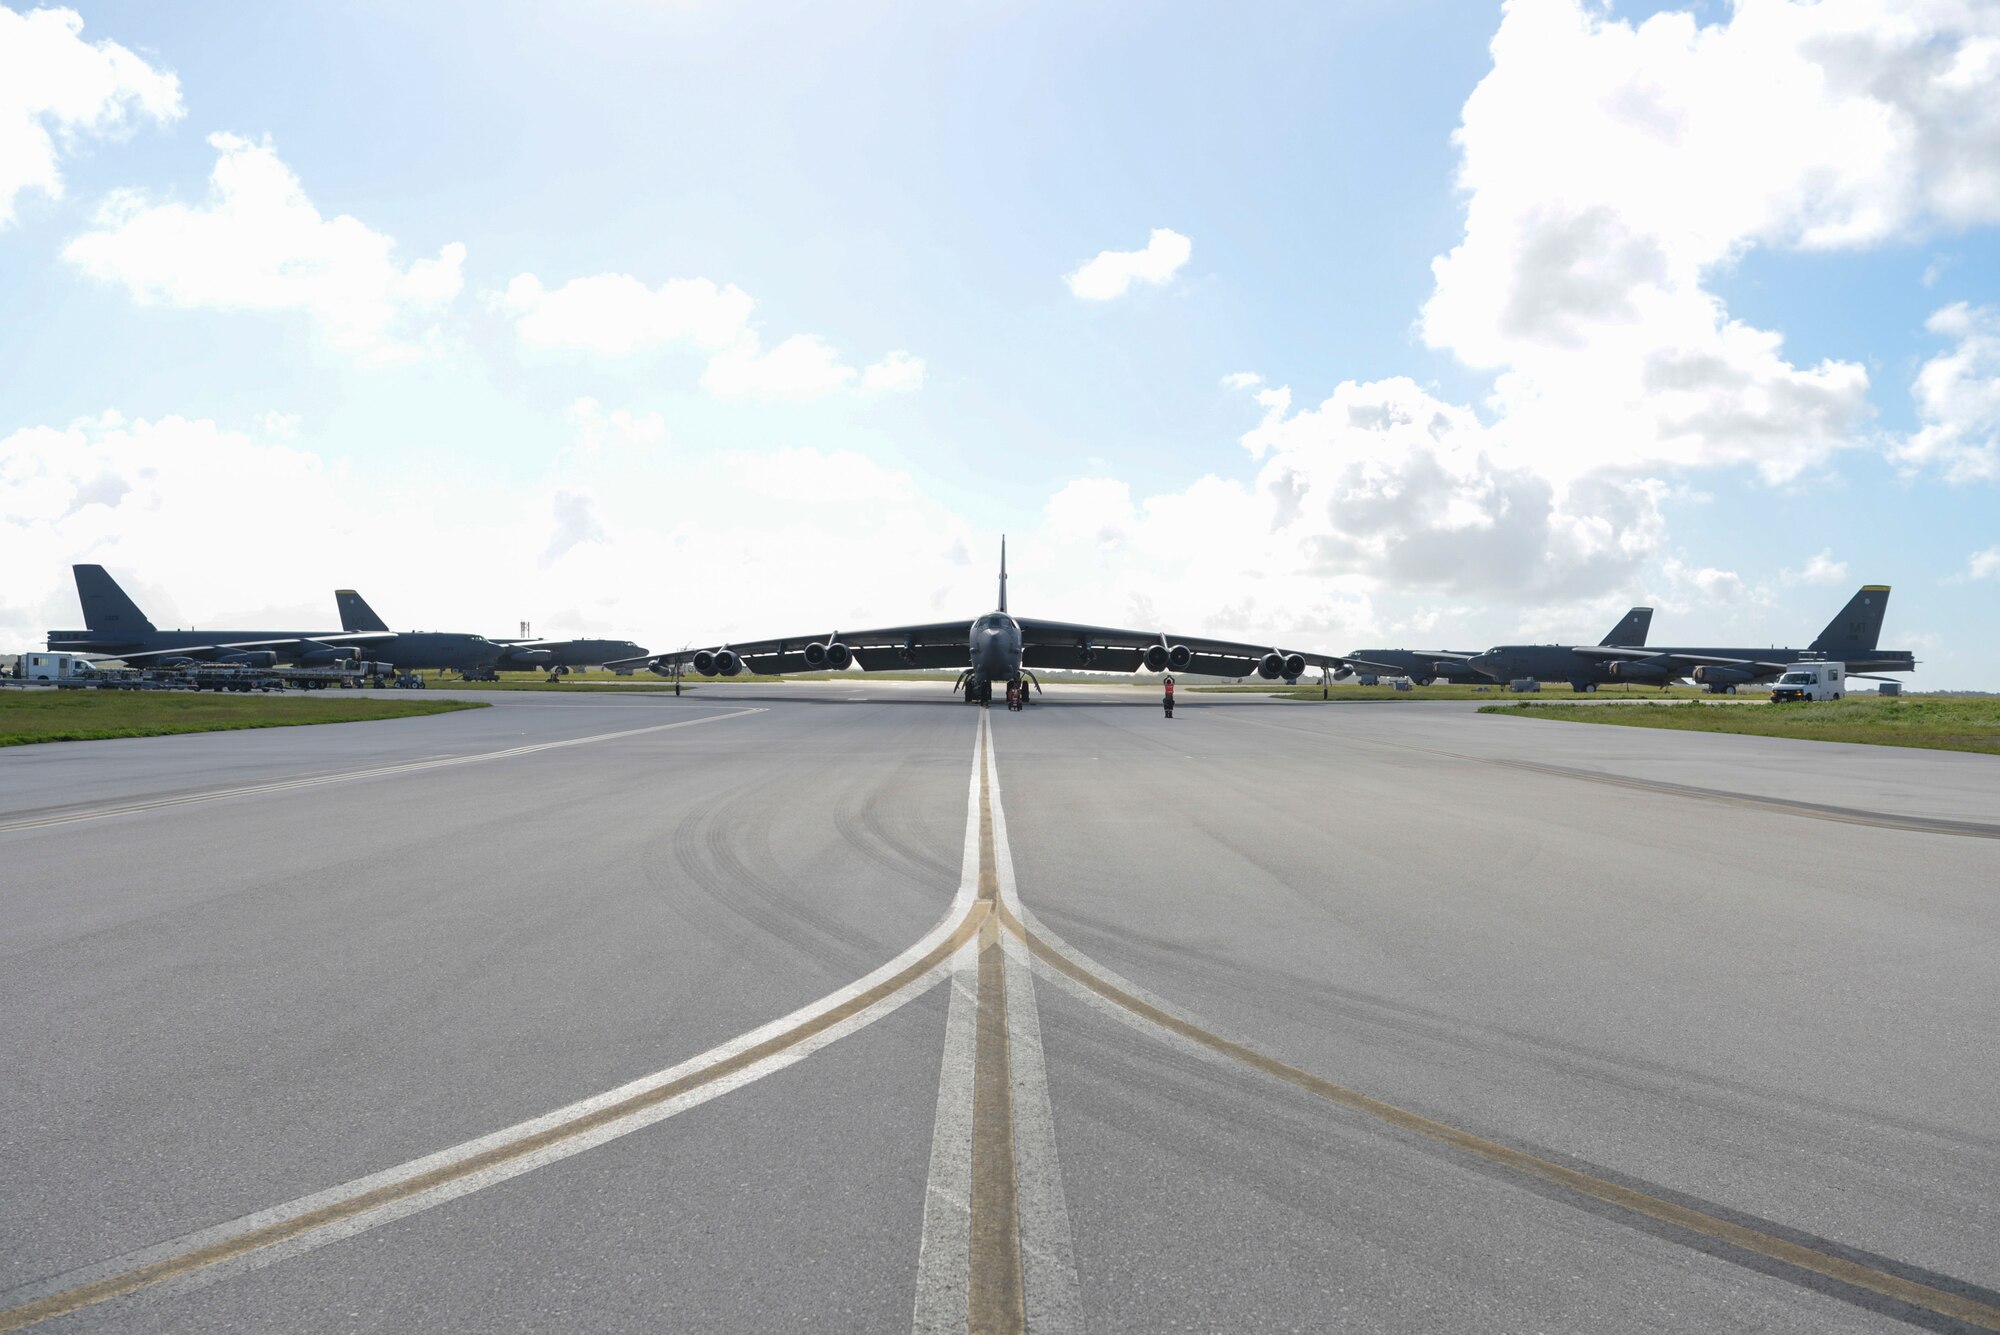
left=1898, top=302, right=2000, bottom=483
left=1421, top=0, right=2000, bottom=483
left=0, top=6, right=181, bottom=226
left=504, top=272, right=754, bottom=357
left=1784, top=548, right=1850, bottom=586
left=568, top=397, right=668, bottom=452
left=1958, top=546, right=2000, bottom=582
left=1065, top=227, right=1191, bottom=301
left=63, top=133, right=465, bottom=363
left=507, top=269, right=921, bottom=401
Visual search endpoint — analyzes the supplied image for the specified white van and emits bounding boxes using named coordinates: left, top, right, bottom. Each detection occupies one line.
left=1770, top=661, right=1843, bottom=702
left=18, top=652, right=98, bottom=682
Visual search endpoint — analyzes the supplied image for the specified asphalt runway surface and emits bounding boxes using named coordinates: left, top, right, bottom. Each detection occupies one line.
left=2, top=683, right=1995, bottom=1332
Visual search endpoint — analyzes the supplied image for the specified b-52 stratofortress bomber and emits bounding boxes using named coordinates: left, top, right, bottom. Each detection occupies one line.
left=1467, top=585, right=1914, bottom=692
left=47, top=565, right=391, bottom=668
left=617, top=540, right=1342, bottom=704
left=1335, top=606, right=1654, bottom=688
left=334, top=590, right=647, bottom=679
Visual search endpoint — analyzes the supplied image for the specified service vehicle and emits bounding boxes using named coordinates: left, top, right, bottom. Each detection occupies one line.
left=1770, top=661, right=1844, bottom=702
left=16, top=651, right=98, bottom=682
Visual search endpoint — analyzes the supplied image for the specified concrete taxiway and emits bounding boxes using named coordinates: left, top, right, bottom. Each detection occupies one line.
left=2, top=684, right=1994, bottom=1332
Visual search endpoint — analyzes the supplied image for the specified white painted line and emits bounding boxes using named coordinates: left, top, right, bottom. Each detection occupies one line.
left=0, top=707, right=766, bottom=835
left=910, top=942, right=979, bottom=1335
left=984, top=718, right=1083, bottom=1334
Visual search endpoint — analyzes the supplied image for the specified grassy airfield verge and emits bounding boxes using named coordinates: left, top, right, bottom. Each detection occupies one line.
left=0, top=691, right=485, bottom=746
left=1479, top=695, right=2000, bottom=755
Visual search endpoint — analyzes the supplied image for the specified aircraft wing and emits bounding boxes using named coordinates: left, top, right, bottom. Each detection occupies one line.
left=107, top=633, right=396, bottom=662
left=635, top=621, right=975, bottom=674
left=1568, top=645, right=1657, bottom=660
left=1014, top=618, right=1343, bottom=678
left=1576, top=643, right=1800, bottom=667
left=1570, top=646, right=1793, bottom=673
left=1337, top=656, right=1425, bottom=676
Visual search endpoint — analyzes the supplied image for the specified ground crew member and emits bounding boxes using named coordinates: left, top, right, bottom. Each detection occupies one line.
left=1163, top=675, right=1175, bottom=719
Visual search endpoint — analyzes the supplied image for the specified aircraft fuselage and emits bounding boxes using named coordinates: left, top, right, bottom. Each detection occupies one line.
left=969, top=611, right=1024, bottom=688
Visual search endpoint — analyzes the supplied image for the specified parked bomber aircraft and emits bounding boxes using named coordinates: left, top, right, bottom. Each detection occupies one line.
left=1466, top=586, right=1914, bottom=692
left=1336, top=607, right=1653, bottom=687
left=334, top=591, right=647, bottom=678
left=48, top=566, right=390, bottom=668
left=618, top=539, right=1341, bottom=704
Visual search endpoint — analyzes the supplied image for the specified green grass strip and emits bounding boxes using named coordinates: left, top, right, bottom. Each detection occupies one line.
left=0, top=692, right=486, bottom=746
left=1479, top=696, right=2000, bottom=755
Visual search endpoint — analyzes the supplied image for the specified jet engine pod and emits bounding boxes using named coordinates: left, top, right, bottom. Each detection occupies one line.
left=1142, top=644, right=1171, bottom=673
left=712, top=648, right=743, bottom=677
left=1282, top=652, right=1306, bottom=679
left=1257, top=652, right=1286, bottom=680
left=691, top=650, right=718, bottom=677
left=296, top=643, right=361, bottom=666
left=1168, top=644, right=1193, bottom=671
left=1691, top=664, right=1754, bottom=686
left=802, top=642, right=827, bottom=668
left=824, top=641, right=852, bottom=671
left=1608, top=659, right=1669, bottom=683
left=216, top=650, right=279, bottom=668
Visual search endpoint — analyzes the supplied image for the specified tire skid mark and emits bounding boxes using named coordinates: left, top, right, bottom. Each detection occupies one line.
left=997, top=894, right=2000, bottom=1332
left=0, top=714, right=988, bottom=1332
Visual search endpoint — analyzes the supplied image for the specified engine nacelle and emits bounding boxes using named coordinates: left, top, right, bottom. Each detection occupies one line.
left=1282, top=652, right=1306, bottom=679
left=1608, top=659, right=1670, bottom=683
left=1690, top=664, right=1755, bottom=686
left=649, top=661, right=675, bottom=677
left=1168, top=644, right=1193, bottom=671
left=712, top=648, right=743, bottom=677
left=691, top=650, right=717, bottom=676
left=215, top=650, right=279, bottom=668
left=296, top=642, right=360, bottom=666
left=504, top=648, right=554, bottom=666
left=1142, top=644, right=1170, bottom=673
left=824, top=642, right=852, bottom=671
left=1257, top=652, right=1286, bottom=680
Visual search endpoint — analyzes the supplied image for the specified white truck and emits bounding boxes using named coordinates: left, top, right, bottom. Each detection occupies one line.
left=14, top=652, right=99, bottom=683
left=1769, top=661, right=1843, bottom=702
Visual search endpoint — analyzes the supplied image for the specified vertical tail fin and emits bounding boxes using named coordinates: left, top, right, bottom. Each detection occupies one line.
left=335, top=589, right=390, bottom=633
left=72, top=564, right=155, bottom=634
left=1811, top=585, right=1890, bottom=655
left=1600, top=606, right=1652, bottom=646
left=998, top=535, right=1008, bottom=613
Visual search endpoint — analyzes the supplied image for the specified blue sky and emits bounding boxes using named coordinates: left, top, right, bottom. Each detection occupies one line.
left=2, top=1, right=1996, bottom=683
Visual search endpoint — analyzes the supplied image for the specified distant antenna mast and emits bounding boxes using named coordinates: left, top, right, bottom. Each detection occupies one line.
left=520, top=621, right=531, bottom=638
